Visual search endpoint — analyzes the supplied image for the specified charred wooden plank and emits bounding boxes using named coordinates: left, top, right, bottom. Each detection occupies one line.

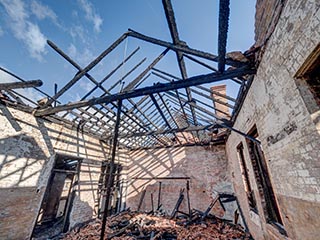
left=34, top=66, right=255, bottom=116
left=218, top=0, right=230, bottom=72
left=171, top=188, right=185, bottom=219
left=0, top=80, right=43, bottom=90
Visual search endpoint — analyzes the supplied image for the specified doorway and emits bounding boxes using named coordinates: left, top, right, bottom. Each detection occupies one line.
left=97, top=161, right=123, bottom=218
left=32, top=154, right=82, bottom=239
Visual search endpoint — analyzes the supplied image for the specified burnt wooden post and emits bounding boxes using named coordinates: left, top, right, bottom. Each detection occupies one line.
left=100, top=99, right=122, bottom=240
left=151, top=193, right=154, bottom=212
left=157, top=182, right=162, bottom=210
left=186, top=180, right=191, bottom=219
left=170, top=188, right=185, bottom=219
left=137, top=188, right=146, bottom=211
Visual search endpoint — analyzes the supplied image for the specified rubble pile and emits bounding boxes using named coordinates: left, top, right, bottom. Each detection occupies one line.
left=58, top=210, right=250, bottom=240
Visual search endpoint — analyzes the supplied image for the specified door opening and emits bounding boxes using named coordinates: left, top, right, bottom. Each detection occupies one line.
left=32, top=154, right=81, bottom=239
left=97, top=161, right=123, bottom=218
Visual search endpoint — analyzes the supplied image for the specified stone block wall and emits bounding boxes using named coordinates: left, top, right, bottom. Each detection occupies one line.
left=126, top=145, right=233, bottom=218
left=0, top=105, right=113, bottom=239
left=226, top=0, right=320, bottom=239
left=254, top=0, right=285, bottom=46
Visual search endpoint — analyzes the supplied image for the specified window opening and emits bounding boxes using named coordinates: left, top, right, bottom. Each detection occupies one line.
left=295, top=43, right=320, bottom=114
left=237, top=142, right=257, bottom=212
left=246, top=126, right=286, bottom=235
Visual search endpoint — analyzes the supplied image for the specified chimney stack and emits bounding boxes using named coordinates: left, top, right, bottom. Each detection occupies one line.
left=210, top=85, right=230, bottom=119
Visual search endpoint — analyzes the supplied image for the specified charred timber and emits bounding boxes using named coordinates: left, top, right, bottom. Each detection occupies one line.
left=34, top=66, right=256, bottom=116
left=44, top=33, right=128, bottom=107
left=0, top=80, right=43, bottom=90
left=127, top=29, right=246, bottom=68
left=218, top=0, right=230, bottom=72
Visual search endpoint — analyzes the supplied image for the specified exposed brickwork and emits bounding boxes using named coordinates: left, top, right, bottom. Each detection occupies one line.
left=211, top=85, right=230, bottom=119
left=227, top=0, right=320, bottom=239
left=126, top=145, right=234, bottom=219
left=0, top=1, right=318, bottom=239
left=0, top=106, right=112, bottom=239
left=254, top=0, right=285, bottom=46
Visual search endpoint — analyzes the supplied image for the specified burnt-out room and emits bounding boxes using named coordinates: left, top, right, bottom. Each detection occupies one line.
left=0, top=0, right=319, bottom=239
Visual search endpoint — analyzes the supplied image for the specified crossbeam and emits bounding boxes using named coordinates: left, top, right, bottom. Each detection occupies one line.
left=127, top=29, right=246, bottom=67
left=0, top=80, right=43, bottom=90
left=34, top=66, right=255, bottom=116
left=104, top=124, right=218, bottom=139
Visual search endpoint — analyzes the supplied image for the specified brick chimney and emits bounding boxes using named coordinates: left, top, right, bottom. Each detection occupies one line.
left=210, top=85, right=230, bottom=119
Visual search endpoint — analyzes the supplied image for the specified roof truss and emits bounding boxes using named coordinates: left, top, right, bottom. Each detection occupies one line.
left=0, top=0, right=259, bottom=150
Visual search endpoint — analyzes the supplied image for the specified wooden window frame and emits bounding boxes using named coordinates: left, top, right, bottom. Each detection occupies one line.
left=246, top=125, right=286, bottom=235
left=236, top=142, right=258, bottom=213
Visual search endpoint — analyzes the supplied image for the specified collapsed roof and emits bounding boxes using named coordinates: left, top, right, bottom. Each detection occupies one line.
left=0, top=0, right=257, bottom=150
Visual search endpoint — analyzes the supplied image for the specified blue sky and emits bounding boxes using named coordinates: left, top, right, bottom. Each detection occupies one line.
left=0, top=0, right=256, bottom=106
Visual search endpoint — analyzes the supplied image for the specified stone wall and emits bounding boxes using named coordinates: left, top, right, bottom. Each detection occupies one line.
left=0, top=105, right=112, bottom=239
left=126, top=145, right=233, bottom=218
left=226, top=0, right=320, bottom=239
left=254, top=0, right=285, bottom=46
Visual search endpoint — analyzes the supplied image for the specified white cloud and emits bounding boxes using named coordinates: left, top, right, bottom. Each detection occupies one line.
left=0, top=0, right=47, bottom=61
left=24, top=23, right=47, bottom=61
left=70, top=25, right=86, bottom=43
left=31, top=0, right=57, bottom=23
left=78, top=0, right=103, bottom=33
left=79, top=80, right=94, bottom=92
left=68, top=44, right=77, bottom=57
left=67, top=43, right=94, bottom=66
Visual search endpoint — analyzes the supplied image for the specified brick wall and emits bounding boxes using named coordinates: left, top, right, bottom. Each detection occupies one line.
left=0, top=105, right=112, bottom=239
left=226, top=0, right=320, bottom=239
left=126, top=145, right=234, bottom=218
left=211, top=85, right=230, bottom=119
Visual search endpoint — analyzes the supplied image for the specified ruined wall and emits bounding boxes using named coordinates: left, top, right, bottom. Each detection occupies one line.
left=254, top=0, right=285, bottom=46
left=126, top=145, right=233, bottom=218
left=226, top=0, right=320, bottom=239
left=0, top=105, right=112, bottom=239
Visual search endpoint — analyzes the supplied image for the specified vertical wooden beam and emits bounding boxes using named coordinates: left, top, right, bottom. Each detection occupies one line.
left=100, top=99, right=122, bottom=240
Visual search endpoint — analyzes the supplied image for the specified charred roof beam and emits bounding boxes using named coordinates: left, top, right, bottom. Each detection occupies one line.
left=218, top=0, right=230, bottom=72
left=44, top=33, right=128, bottom=107
left=127, top=29, right=245, bottom=67
left=162, top=0, right=198, bottom=133
left=34, top=66, right=255, bottom=116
